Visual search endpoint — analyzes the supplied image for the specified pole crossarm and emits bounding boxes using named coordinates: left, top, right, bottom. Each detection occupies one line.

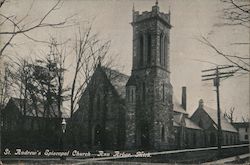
left=202, top=65, right=234, bottom=72
left=202, top=71, right=235, bottom=77
left=202, top=74, right=234, bottom=81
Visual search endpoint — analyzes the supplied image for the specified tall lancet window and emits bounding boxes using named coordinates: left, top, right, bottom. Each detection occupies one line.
left=142, top=82, right=146, bottom=103
left=139, top=34, right=144, bottom=66
left=160, top=33, right=164, bottom=66
left=147, top=34, right=151, bottom=65
left=162, top=83, right=165, bottom=102
left=163, top=35, right=167, bottom=66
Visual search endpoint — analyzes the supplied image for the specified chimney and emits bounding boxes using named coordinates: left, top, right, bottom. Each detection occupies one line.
left=181, top=86, right=187, bottom=111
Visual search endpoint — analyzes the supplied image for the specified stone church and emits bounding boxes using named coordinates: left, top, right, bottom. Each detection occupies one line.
left=1, top=1, right=239, bottom=151
left=72, top=2, right=238, bottom=151
left=72, top=2, right=174, bottom=150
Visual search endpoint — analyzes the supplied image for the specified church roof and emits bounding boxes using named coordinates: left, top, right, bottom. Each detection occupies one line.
left=173, top=97, right=188, bottom=115
left=173, top=113, right=202, bottom=130
left=194, top=105, right=238, bottom=133
left=102, top=67, right=129, bottom=98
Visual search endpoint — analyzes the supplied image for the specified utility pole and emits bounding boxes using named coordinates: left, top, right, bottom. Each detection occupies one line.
left=201, top=65, right=235, bottom=155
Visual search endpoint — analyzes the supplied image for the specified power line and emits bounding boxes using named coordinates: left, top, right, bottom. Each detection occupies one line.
left=201, top=66, right=235, bottom=156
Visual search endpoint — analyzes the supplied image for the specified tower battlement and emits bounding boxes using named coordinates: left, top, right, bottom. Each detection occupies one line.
left=133, top=4, right=170, bottom=27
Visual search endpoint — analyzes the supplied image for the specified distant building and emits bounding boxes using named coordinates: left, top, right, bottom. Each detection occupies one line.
left=191, top=99, right=238, bottom=146
left=232, top=122, right=250, bottom=143
left=2, top=97, right=68, bottom=149
left=2, top=97, right=68, bottom=131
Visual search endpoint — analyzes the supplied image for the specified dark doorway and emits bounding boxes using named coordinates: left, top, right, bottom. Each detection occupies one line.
left=141, top=122, right=150, bottom=149
left=94, top=124, right=102, bottom=147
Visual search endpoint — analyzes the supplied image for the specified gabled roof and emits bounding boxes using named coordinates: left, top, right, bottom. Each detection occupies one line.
left=173, top=97, right=188, bottom=115
left=173, top=113, right=202, bottom=130
left=195, top=105, right=237, bottom=133
left=184, top=118, right=202, bottom=130
left=102, top=67, right=129, bottom=98
left=6, top=97, right=69, bottom=118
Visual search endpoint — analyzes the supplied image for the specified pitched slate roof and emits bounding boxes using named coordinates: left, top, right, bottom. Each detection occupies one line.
left=173, top=97, right=188, bottom=115
left=184, top=118, right=202, bottom=130
left=201, top=106, right=237, bottom=133
left=7, top=97, right=69, bottom=118
left=102, top=67, right=129, bottom=98
left=173, top=113, right=202, bottom=130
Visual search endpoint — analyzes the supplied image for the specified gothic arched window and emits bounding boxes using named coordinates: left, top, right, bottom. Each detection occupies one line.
left=163, top=35, right=168, bottom=66
left=142, top=82, right=146, bottom=103
left=131, top=88, right=135, bottom=102
left=139, top=34, right=144, bottom=66
left=161, top=125, right=165, bottom=142
left=147, top=34, right=151, bottom=65
left=160, top=33, right=164, bottom=66
left=162, top=83, right=165, bottom=102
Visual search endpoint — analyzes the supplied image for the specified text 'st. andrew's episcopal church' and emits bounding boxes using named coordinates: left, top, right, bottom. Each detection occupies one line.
left=73, top=1, right=174, bottom=150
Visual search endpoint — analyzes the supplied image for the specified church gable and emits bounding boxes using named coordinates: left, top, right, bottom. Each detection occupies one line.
left=72, top=64, right=127, bottom=150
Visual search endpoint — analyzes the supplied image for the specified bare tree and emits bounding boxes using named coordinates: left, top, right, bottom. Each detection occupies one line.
left=0, top=0, right=74, bottom=57
left=48, top=38, right=69, bottom=118
left=0, top=62, right=12, bottom=109
left=199, top=0, right=250, bottom=72
left=70, top=25, right=111, bottom=117
left=224, top=107, right=235, bottom=123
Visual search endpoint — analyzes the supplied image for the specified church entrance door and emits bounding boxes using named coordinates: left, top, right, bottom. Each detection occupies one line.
left=141, top=122, right=150, bottom=149
left=93, top=124, right=102, bottom=148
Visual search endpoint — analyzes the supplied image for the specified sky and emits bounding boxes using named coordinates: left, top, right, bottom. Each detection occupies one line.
left=1, top=0, right=249, bottom=121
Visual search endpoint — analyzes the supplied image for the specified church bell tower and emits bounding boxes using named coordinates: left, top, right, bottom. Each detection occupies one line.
left=126, top=1, right=174, bottom=150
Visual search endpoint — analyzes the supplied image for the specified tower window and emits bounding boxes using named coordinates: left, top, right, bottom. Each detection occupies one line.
left=139, top=35, right=144, bottom=66
left=160, top=33, right=163, bottom=66
left=131, top=88, right=135, bottom=103
left=161, top=125, right=165, bottom=142
left=147, top=34, right=151, bottom=65
left=163, top=35, right=167, bottom=66
left=162, top=83, right=165, bottom=102
left=142, top=82, right=146, bottom=103
left=127, top=89, right=130, bottom=102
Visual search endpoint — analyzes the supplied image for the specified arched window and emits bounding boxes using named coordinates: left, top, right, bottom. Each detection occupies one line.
left=162, top=83, right=165, bottom=102
left=161, top=125, right=165, bottom=142
left=147, top=34, right=151, bottom=65
left=160, top=33, right=164, bottom=65
left=163, top=35, right=167, bottom=66
left=142, top=82, right=146, bottom=103
left=126, top=88, right=130, bottom=102
left=131, top=88, right=135, bottom=103
left=139, top=34, right=144, bottom=66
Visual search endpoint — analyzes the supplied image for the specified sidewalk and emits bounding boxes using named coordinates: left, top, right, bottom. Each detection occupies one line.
left=203, top=153, right=250, bottom=164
